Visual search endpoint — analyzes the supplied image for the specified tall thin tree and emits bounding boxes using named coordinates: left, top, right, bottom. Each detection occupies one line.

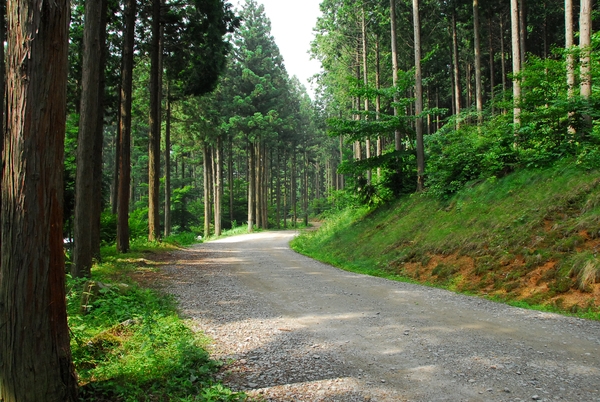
left=413, top=0, right=424, bottom=191
left=579, top=0, right=592, bottom=131
left=452, top=9, right=462, bottom=127
left=117, top=0, right=137, bottom=253
left=148, top=0, right=162, bottom=241
left=511, top=0, right=522, bottom=129
left=73, top=0, right=105, bottom=278
left=390, top=0, right=401, bottom=151
left=473, top=0, right=483, bottom=125
left=565, top=0, right=575, bottom=99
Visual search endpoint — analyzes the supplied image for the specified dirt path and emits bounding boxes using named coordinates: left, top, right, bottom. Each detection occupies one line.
left=161, top=231, right=600, bottom=401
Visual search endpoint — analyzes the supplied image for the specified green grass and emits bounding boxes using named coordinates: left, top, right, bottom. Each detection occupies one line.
left=68, top=239, right=246, bottom=401
left=291, top=164, right=600, bottom=321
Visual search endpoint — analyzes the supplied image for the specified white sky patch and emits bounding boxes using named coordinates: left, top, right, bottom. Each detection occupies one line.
left=231, top=0, right=323, bottom=97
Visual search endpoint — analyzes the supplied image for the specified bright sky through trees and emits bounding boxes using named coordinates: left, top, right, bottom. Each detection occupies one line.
left=232, top=0, right=322, bottom=97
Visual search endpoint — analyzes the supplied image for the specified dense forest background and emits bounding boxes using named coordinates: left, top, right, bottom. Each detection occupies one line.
left=63, top=0, right=599, bottom=279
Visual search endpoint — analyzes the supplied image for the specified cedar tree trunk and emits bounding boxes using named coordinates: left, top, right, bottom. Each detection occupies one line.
left=1, top=1, right=78, bottom=400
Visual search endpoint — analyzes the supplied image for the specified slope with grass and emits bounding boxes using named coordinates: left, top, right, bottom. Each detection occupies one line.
left=291, top=165, right=600, bottom=319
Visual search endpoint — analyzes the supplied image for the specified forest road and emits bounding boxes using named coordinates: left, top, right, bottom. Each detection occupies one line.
left=163, top=230, right=600, bottom=402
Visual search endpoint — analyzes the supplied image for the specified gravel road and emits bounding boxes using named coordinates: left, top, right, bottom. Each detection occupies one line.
left=161, top=231, right=600, bottom=402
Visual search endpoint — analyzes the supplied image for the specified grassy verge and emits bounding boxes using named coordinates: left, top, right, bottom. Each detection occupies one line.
left=68, top=239, right=246, bottom=401
left=291, top=165, right=600, bottom=321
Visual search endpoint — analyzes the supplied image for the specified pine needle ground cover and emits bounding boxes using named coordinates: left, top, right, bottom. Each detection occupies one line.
left=291, top=165, right=600, bottom=320
left=67, top=241, right=246, bottom=402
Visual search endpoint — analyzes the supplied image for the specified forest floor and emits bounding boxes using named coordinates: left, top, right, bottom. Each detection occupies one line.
left=138, top=230, right=600, bottom=402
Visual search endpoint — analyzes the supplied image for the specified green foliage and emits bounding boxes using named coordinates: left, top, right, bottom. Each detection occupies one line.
left=67, top=248, right=245, bottom=401
left=129, top=208, right=150, bottom=240
left=426, top=115, right=516, bottom=198
left=100, top=210, right=118, bottom=244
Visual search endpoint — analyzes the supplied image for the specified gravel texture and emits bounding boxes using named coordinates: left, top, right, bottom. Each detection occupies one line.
left=161, top=231, right=600, bottom=402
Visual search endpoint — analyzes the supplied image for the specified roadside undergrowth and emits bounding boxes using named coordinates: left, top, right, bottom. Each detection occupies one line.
left=68, top=239, right=246, bottom=401
left=291, top=165, right=600, bottom=320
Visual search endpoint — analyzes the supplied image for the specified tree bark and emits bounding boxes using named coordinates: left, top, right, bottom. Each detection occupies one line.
left=519, top=0, right=526, bottom=64
left=228, top=136, right=234, bottom=227
left=565, top=0, right=575, bottom=98
left=1, top=1, right=78, bottom=399
left=262, top=142, right=268, bottom=228
left=117, top=0, right=136, bottom=254
left=500, top=16, right=507, bottom=110
left=579, top=0, right=592, bottom=131
left=148, top=0, right=162, bottom=242
left=488, top=16, right=495, bottom=116
left=112, top=87, right=121, bottom=215
left=292, top=145, right=297, bottom=227
left=1, top=5, right=6, bottom=257
left=579, top=0, right=592, bottom=99
left=511, top=0, right=522, bottom=128
left=376, top=33, right=382, bottom=178
left=73, top=0, right=104, bottom=278
left=276, top=149, right=281, bottom=228
left=204, top=145, right=211, bottom=238
left=91, top=0, right=109, bottom=262
left=473, top=0, right=483, bottom=125
left=390, top=0, right=401, bottom=151
left=304, top=150, right=309, bottom=227
left=413, top=0, right=424, bottom=192
left=164, top=81, right=172, bottom=237
left=254, top=141, right=261, bottom=229
left=362, top=4, right=372, bottom=184
left=452, top=10, right=462, bottom=127
left=247, top=140, right=255, bottom=232
left=214, top=137, right=222, bottom=236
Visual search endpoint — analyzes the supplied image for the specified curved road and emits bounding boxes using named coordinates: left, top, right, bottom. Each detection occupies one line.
left=168, top=231, right=600, bottom=401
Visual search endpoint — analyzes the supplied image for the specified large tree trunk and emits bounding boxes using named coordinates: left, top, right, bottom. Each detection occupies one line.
left=117, top=0, right=136, bottom=254
left=148, top=0, right=162, bottom=242
left=1, top=1, right=78, bottom=400
left=511, top=0, right=522, bottom=128
left=473, top=0, right=483, bottom=125
left=164, top=82, right=172, bottom=237
left=73, top=0, right=104, bottom=278
left=413, top=0, right=424, bottom=192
